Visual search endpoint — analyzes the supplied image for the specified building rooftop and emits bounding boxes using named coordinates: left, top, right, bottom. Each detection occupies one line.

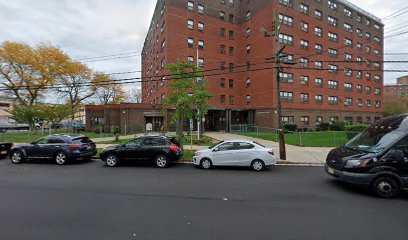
left=338, top=0, right=382, bottom=23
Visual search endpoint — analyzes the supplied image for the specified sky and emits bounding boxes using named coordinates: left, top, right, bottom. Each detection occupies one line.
left=0, top=0, right=407, bottom=93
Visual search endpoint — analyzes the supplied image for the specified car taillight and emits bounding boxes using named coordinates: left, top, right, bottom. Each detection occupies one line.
left=170, top=145, right=179, bottom=151
left=268, top=150, right=274, bottom=156
left=69, top=145, right=80, bottom=149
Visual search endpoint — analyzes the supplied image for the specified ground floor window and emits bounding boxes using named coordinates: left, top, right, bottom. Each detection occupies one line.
left=282, top=116, right=294, bottom=124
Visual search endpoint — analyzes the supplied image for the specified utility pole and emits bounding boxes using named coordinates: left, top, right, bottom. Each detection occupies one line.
left=261, top=10, right=287, bottom=160
left=197, top=48, right=201, bottom=140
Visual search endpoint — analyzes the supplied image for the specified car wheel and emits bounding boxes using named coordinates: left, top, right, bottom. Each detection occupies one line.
left=371, top=176, right=400, bottom=198
left=155, top=155, right=169, bottom=168
left=105, top=154, right=119, bottom=167
left=10, top=150, right=23, bottom=164
left=55, top=152, right=68, bottom=165
left=200, top=158, right=212, bottom=169
left=251, top=159, right=265, bottom=171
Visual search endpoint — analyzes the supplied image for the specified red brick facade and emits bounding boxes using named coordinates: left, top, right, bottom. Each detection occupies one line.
left=142, top=0, right=384, bottom=130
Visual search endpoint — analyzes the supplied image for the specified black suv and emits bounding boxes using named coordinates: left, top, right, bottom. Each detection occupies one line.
left=325, top=114, right=408, bottom=198
left=10, top=134, right=97, bottom=165
left=100, top=135, right=183, bottom=168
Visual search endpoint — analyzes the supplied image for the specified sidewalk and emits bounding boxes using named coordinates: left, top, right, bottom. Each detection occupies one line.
left=205, top=132, right=332, bottom=165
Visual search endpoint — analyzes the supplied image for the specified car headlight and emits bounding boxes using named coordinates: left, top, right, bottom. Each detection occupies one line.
left=194, top=152, right=202, bottom=156
left=345, top=159, right=369, bottom=168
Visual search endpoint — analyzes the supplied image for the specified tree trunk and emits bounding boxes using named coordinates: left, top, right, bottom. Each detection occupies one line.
left=176, top=119, right=183, bottom=136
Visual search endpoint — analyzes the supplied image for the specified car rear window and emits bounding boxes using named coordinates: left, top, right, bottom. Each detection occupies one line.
left=169, top=137, right=181, bottom=147
left=253, top=141, right=265, bottom=148
left=72, top=137, right=92, bottom=144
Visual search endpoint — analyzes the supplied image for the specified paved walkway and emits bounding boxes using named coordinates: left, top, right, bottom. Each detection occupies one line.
left=205, top=132, right=332, bottom=165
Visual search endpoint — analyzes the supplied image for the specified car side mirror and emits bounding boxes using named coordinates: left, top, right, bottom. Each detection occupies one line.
left=384, top=149, right=405, bottom=160
left=212, top=147, right=219, bottom=152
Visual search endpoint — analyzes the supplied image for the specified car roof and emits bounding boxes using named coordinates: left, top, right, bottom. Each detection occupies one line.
left=222, top=139, right=255, bottom=143
left=49, top=134, right=87, bottom=139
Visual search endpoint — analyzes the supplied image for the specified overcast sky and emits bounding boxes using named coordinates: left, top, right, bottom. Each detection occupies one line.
left=0, top=0, right=407, bottom=91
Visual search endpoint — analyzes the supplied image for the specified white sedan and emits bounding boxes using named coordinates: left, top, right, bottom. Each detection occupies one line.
left=193, top=140, right=277, bottom=171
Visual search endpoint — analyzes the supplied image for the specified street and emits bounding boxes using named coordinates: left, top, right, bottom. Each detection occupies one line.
left=0, top=159, right=407, bottom=240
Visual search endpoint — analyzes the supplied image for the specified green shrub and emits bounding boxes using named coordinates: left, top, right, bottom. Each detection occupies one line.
left=329, top=122, right=346, bottom=131
left=316, top=123, right=330, bottom=131
left=283, top=124, right=297, bottom=132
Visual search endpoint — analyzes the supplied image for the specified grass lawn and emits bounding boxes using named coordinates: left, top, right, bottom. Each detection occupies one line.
left=239, top=131, right=353, bottom=147
left=182, top=149, right=196, bottom=160
left=0, top=130, right=116, bottom=143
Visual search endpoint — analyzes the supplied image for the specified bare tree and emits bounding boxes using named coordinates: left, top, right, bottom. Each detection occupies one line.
left=126, top=87, right=142, bottom=103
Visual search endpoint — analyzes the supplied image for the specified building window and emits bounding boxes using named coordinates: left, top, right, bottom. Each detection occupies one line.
left=198, top=4, right=204, bottom=14
left=279, top=14, right=293, bottom=26
left=279, top=33, right=293, bottom=45
left=229, top=63, right=234, bottom=72
left=229, top=46, right=234, bottom=56
left=301, top=76, right=309, bottom=85
left=198, top=40, right=204, bottom=50
left=220, top=28, right=225, bottom=37
left=366, top=86, right=371, bottom=94
left=328, top=16, right=337, bottom=27
left=188, top=1, right=194, bottom=11
left=374, top=37, right=381, bottom=44
left=198, top=58, right=204, bottom=67
left=220, top=45, right=226, bottom=54
left=315, top=26, right=322, bottom=37
left=246, top=95, right=251, bottom=104
left=344, top=8, right=352, bottom=17
left=328, top=48, right=338, bottom=58
left=328, top=0, right=337, bottom=10
left=300, top=4, right=309, bottom=15
left=315, top=78, right=323, bottom=87
left=374, top=75, right=381, bottom=82
left=315, top=10, right=322, bottom=20
left=315, top=95, right=323, bottom=103
left=328, top=96, right=338, bottom=105
left=161, top=58, right=166, bottom=68
left=328, top=80, right=338, bottom=89
left=357, top=43, right=362, bottom=50
left=330, top=116, right=339, bottom=123
left=246, top=78, right=251, bottom=87
left=229, top=96, right=234, bottom=105
left=375, top=88, right=381, bottom=95
left=198, top=22, right=204, bottom=31
left=344, top=68, right=353, bottom=77
left=300, top=58, right=308, bottom=67
left=280, top=91, right=294, bottom=101
left=366, top=100, right=371, bottom=108
left=328, top=32, right=338, bottom=42
left=279, top=72, right=294, bottom=83
left=282, top=116, right=295, bottom=124
left=246, top=11, right=251, bottom=21
left=279, top=0, right=293, bottom=7
left=187, top=19, right=194, bottom=29
left=357, top=99, right=363, bottom=107
left=356, top=28, right=363, bottom=37
left=220, top=62, right=226, bottom=70
left=316, top=116, right=323, bottom=124
left=375, top=101, right=381, bottom=108
left=366, top=32, right=371, bottom=40
left=315, top=61, right=322, bottom=69
left=229, top=14, right=235, bottom=23
left=344, top=38, right=353, bottom=47
left=345, top=53, right=352, bottom=61
left=246, top=28, right=251, bottom=37
left=220, top=78, right=225, bottom=87
left=344, top=83, right=353, bottom=91
left=246, top=44, right=251, bottom=54
left=229, top=30, right=235, bottom=40
left=187, top=37, right=194, bottom=48
left=229, top=79, right=234, bottom=89
left=220, top=95, right=226, bottom=104
left=356, top=14, right=362, bottom=22
left=229, top=0, right=235, bottom=7
left=187, top=56, right=194, bottom=64
left=328, top=64, right=338, bottom=73
left=301, top=116, right=310, bottom=125
left=220, top=11, right=225, bottom=20
left=300, top=39, right=309, bottom=49
left=344, top=23, right=353, bottom=33
left=315, top=44, right=323, bottom=53
left=357, top=85, right=363, bottom=93
left=301, top=93, right=309, bottom=103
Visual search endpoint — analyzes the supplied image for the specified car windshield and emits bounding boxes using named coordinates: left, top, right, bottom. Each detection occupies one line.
left=208, top=141, right=224, bottom=149
left=345, top=118, right=407, bottom=153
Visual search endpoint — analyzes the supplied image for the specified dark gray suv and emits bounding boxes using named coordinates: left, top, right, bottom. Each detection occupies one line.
left=10, top=134, right=97, bottom=165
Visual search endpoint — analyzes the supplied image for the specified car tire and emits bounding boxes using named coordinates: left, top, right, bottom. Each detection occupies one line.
left=371, top=176, right=400, bottom=198
left=10, top=150, right=23, bottom=164
left=105, top=154, right=119, bottom=167
left=251, top=159, right=265, bottom=171
left=55, top=152, right=68, bottom=165
left=155, top=155, right=169, bottom=168
left=200, top=158, right=212, bottom=169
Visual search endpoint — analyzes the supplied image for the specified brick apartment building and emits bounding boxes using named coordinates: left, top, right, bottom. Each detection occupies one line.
left=140, top=0, right=384, bottom=131
left=384, top=75, right=408, bottom=99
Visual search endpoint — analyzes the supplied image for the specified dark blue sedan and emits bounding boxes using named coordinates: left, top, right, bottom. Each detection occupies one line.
left=9, top=134, right=97, bottom=165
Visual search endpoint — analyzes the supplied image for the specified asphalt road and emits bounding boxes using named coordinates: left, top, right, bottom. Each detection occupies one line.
left=0, top=159, right=407, bottom=240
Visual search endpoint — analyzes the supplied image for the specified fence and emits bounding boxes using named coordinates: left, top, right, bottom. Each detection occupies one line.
left=230, top=124, right=361, bottom=147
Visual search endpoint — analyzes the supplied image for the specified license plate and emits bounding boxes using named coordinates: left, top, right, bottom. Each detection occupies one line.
left=0, top=151, right=7, bottom=154
left=327, top=167, right=335, bottom=174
